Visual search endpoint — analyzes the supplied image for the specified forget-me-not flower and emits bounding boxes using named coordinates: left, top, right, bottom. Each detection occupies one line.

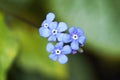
left=40, top=22, right=68, bottom=41
left=39, top=12, right=56, bottom=38
left=46, top=42, right=71, bottom=64
left=41, top=12, right=55, bottom=28
left=62, top=27, right=86, bottom=50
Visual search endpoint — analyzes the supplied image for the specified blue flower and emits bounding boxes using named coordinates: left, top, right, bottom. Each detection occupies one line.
left=41, top=12, right=55, bottom=28
left=39, top=12, right=56, bottom=38
left=40, top=22, right=68, bottom=41
left=46, top=42, right=71, bottom=64
left=62, top=27, right=86, bottom=50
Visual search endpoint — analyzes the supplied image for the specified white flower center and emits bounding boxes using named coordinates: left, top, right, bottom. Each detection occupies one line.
left=43, top=23, right=49, bottom=28
left=55, top=49, right=61, bottom=55
left=72, top=34, right=78, bottom=40
left=52, top=29, right=57, bottom=35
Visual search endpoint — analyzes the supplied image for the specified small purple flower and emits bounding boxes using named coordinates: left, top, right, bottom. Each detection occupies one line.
left=72, top=50, right=77, bottom=54
left=46, top=42, right=71, bottom=64
left=40, top=22, right=68, bottom=41
left=62, top=27, right=86, bottom=50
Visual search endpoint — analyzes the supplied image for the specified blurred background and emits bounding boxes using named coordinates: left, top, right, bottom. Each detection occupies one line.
left=0, top=0, right=120, bottom=80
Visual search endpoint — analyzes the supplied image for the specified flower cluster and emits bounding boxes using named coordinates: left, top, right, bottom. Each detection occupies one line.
left=39, top=12, right=86, bottom=64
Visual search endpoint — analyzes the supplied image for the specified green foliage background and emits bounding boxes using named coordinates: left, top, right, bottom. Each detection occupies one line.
left=0, top=0, right=120, bottom=80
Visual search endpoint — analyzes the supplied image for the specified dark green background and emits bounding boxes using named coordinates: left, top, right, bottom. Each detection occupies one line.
left=0, top=0, right=120, bottom=80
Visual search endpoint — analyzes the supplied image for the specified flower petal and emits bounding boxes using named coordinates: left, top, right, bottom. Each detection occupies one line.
left=41, top=20, right=50, bottom=28
left=46, top=12, right=55, bottom=22
left=55, top=42, right=63, bottom=49
left=48, top=35, right=56, bottom=41
left=71, top=41, right=79, bottom=50
left=62, top=45, right=71, bottom=54
left=49, top=54, right=57, bottom=61
left=69, top=26, right=76, bottom=34
left=49, top=22, right=58, bottom=30
left=57, top=22, right=67, bottom=32
left=56, top=33, right=64, bottom=41
left=41, top=20, right=46, bottom=27
left=77, top=28, right=84, bottom=36
left=39, top=27, right=51, bottom=37
left=46, top=43, right=54, bottom=52
left=79, top=36, right=86, bottom=45
left=58, top=55, right=68, bottom=64
left=62, top=34, right=71, bottom=43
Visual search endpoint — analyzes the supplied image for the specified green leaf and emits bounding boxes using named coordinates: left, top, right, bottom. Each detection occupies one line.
left=0, top=13, right=19, bottom=80
left=49, top=0, right=120, bottom=59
